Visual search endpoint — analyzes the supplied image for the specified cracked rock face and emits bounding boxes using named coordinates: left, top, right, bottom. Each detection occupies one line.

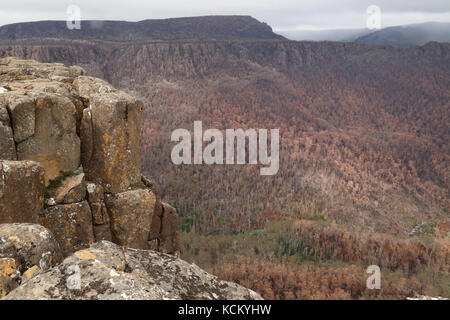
left=105, top=189, right=156, bottom=250
left=39, top=201, right=94, bottom=256
left=78, top=87, right=143, bottom=193
left=0, top=57, right=261, bottom=301
left=0, top=223, right=63, bottom=297
left=0, top=160, right=45, bottom=224
left=0, top=58, right=179, bottom=255
left=2, top=241, right=263, bottom=300
left=0, top=57, right=142, bottom=191
left=0, top=58, right=82, bottom=184
left=0, top=224, right=63, bottom=271
left=2, top=91, right=80, bottom=184
left=0, top=104, right=16, bottom=160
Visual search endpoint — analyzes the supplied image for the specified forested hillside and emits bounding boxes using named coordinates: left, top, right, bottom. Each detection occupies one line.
left=1, top=19, right=448, bottom=298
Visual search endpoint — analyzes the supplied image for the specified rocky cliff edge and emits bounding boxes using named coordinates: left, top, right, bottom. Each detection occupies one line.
left=0, top=57, right=261, bottom=300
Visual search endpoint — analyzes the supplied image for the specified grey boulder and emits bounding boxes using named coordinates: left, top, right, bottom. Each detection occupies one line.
left=3, top=241, right=263, bottom=300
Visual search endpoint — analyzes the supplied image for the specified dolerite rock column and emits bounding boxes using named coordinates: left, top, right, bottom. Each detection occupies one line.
left=0, top=58, right=179, bottom=256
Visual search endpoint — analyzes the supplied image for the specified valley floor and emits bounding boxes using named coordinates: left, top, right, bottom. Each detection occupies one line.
left=179, top=220, right=450, bottom=299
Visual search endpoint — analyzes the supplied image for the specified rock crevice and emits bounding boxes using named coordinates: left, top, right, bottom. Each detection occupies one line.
left=0, top=57, right=260, bottom=300
left=0, top=57, right=178, bottom=257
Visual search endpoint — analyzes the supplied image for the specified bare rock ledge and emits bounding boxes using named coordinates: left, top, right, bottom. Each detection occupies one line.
left=2, top=240, right=263, bottom=300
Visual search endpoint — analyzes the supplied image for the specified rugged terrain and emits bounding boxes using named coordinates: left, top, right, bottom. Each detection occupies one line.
left=2, top=38, right=446, bottom=234
left=0, top=16, right=448, bottom=299
left=0, top=57, right=260, bottom=299
left=2, top=237, right=261, bottom=300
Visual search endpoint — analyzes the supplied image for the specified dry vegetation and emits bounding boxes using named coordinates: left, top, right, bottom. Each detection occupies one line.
left=288, top=220, right=449, bottom=274
left=180, top=220, right=449, bottom=299
left=4, top=39, right=447, bottom=299
left=212, top=259, right=438, bottom=300
left=136, top=42, right=449, bottom=237
left=134, top=41, right=449, bottom=299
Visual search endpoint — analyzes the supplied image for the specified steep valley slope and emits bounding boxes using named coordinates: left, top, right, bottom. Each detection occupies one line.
left=1, top=17, right=448, bottom=299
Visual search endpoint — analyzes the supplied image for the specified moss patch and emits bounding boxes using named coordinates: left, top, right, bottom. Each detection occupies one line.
left=44, top=170, right=74, bottom=203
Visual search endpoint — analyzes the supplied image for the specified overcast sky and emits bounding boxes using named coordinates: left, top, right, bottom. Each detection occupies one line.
left=0, top=0, right=449, bottom=31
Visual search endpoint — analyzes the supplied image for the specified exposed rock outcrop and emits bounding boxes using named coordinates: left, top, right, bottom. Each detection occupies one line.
left=39, top=201, right=95, bottom=256
left=5, top=92, right=80, bottom=183
left=0, top=223, right=63, bottom=297
left=0, top=57, right=178, bottom=257
left=0, top=104, right=16, bottom=160
left=86, top=182, right=113, bottom=242
left=76, top=76, right=143, bottom=193
left=2, top=241, right=263, bottom=300
left=0, top=57, right=85, bottom=183
left=105, top=189, right=156, bottom=250
left=0, top=57, right=260, bottom=300
left=159, top=202, right=180, bottom=254
left=0, top=160, right=45, bottom=224
left=0, top=224, right=63, bottom=271
left=0, top=258, right=19, bottom=297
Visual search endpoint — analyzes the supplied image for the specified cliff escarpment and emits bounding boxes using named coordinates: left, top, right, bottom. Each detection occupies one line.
left=0, top=16, right=285, bottom=41
left=0, top=57, right=177, bottom=255
left=0, top=12, right=448, bottom=298
left=0, top=57, right=261, bottom=300
left=1, top=40, right=448, bottom=236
